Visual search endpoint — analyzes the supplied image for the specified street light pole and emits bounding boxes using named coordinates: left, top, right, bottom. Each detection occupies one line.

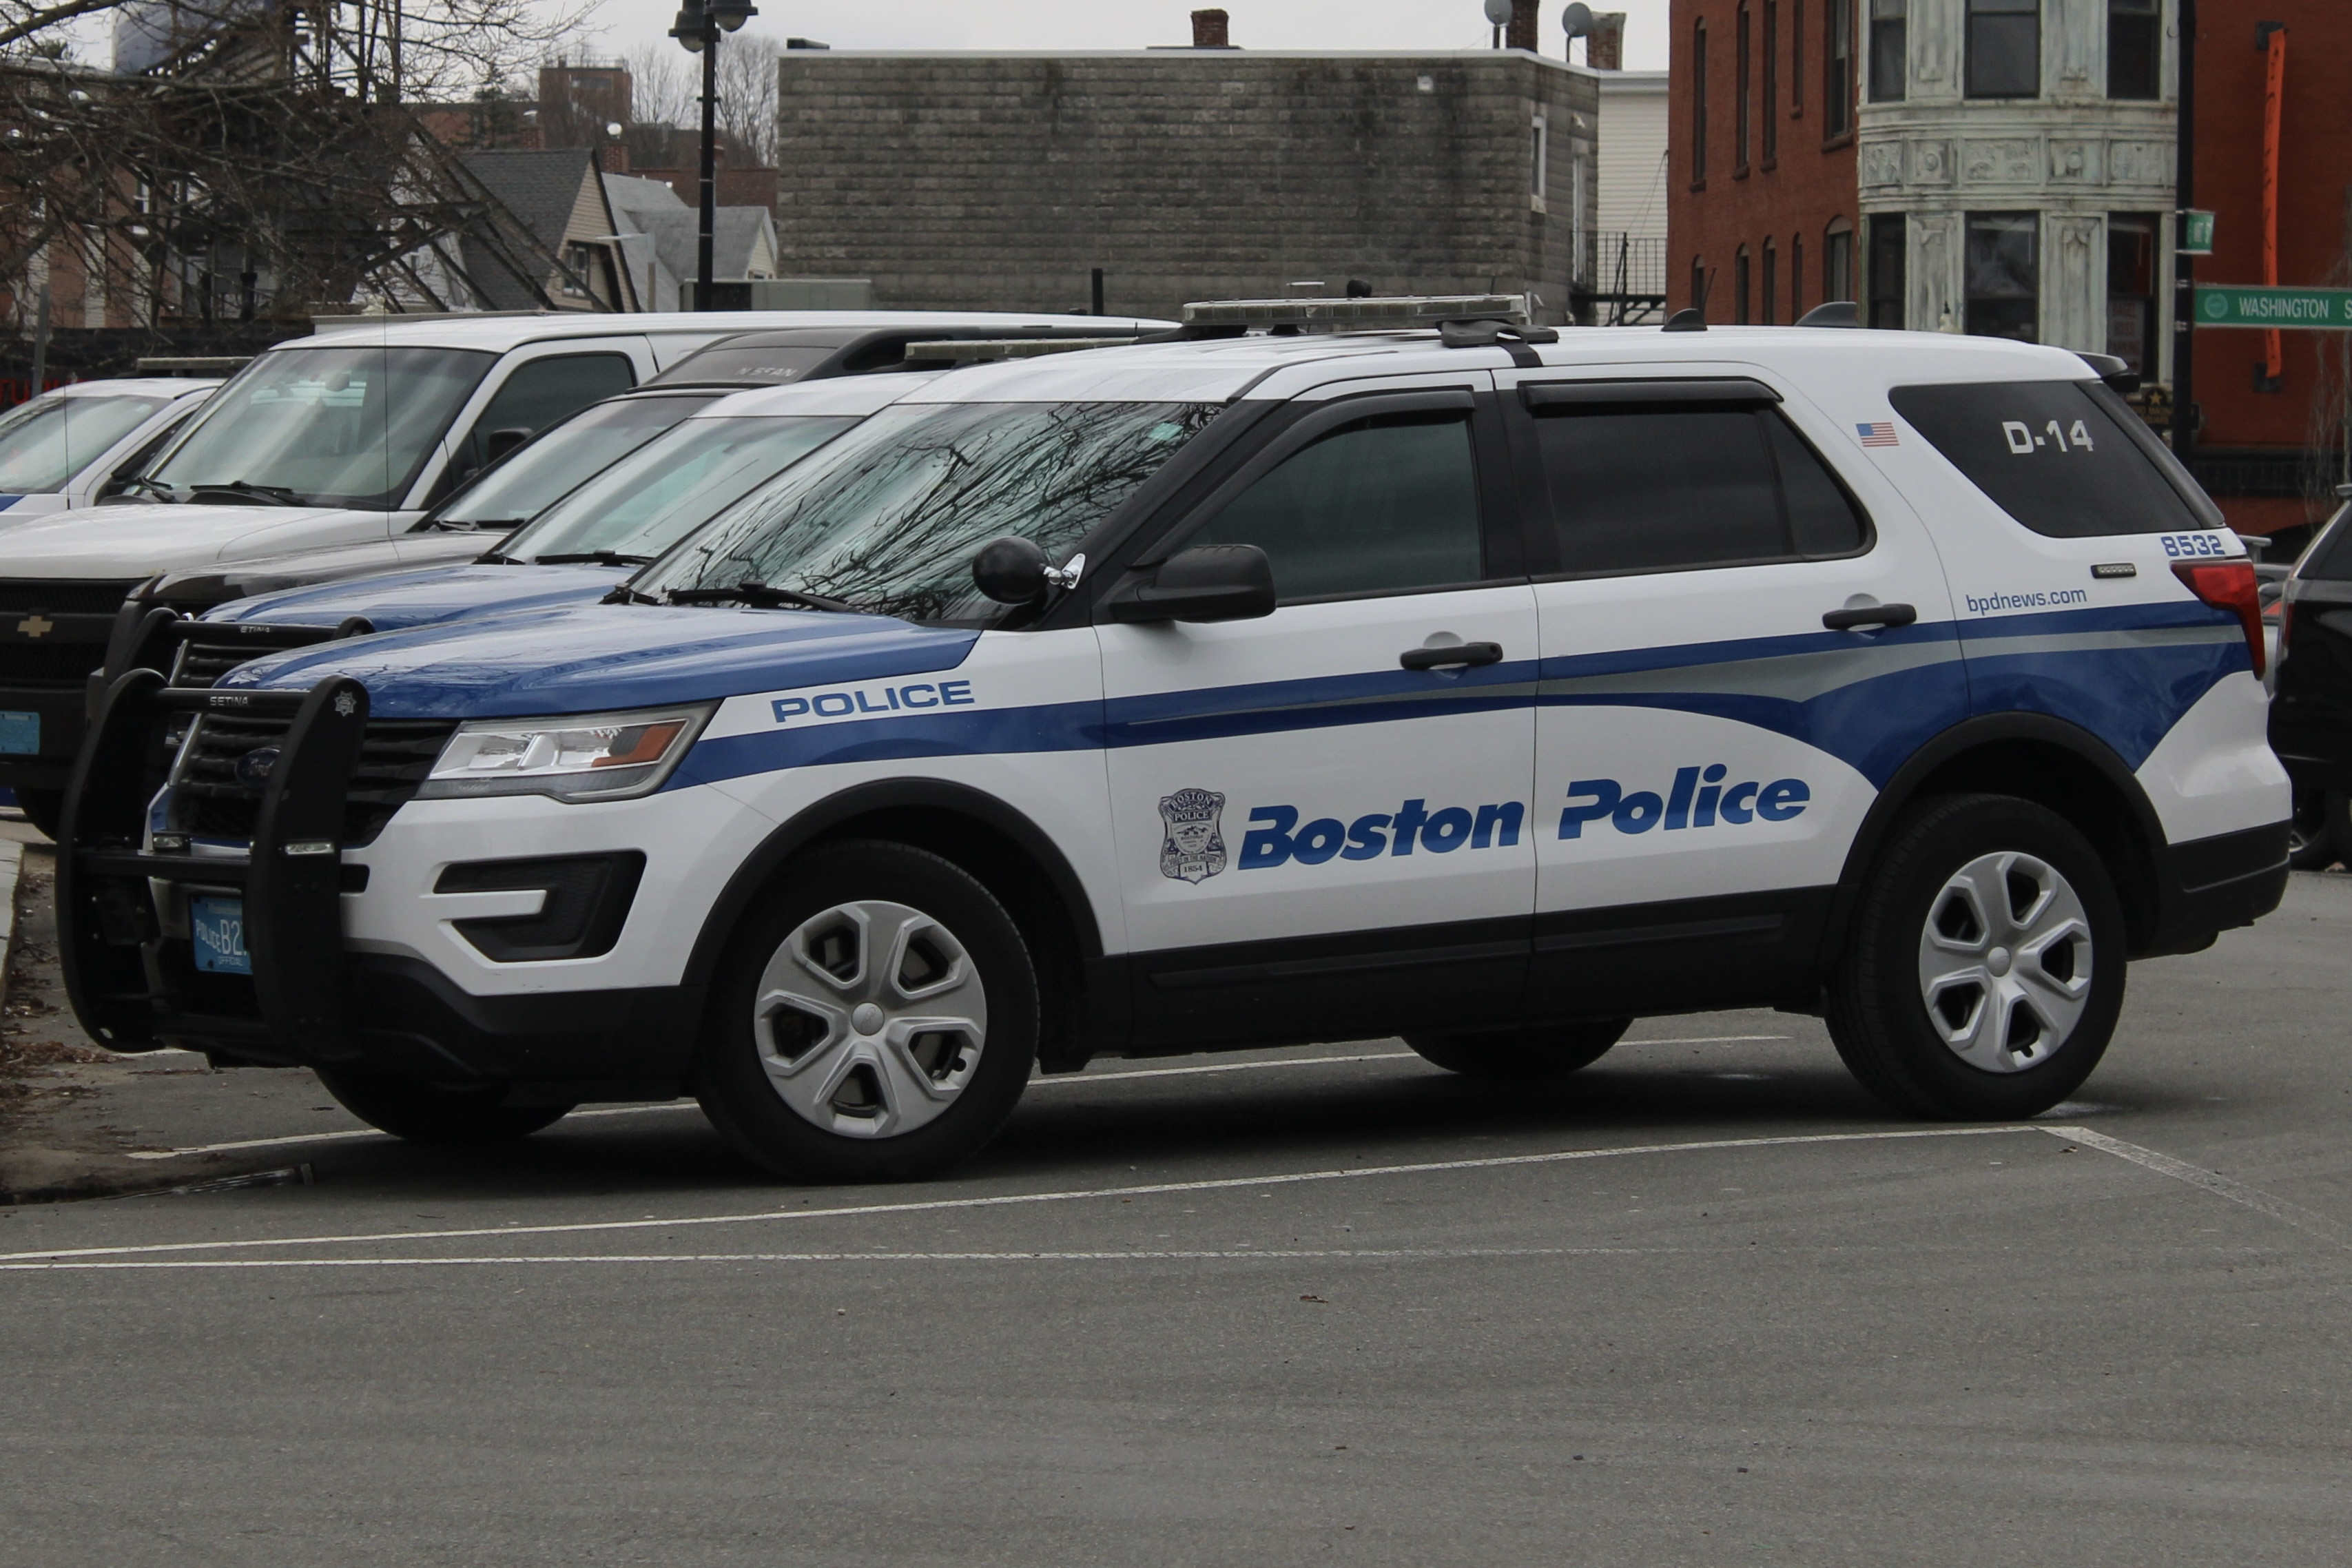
left=670, top=0, right=759, bottom=312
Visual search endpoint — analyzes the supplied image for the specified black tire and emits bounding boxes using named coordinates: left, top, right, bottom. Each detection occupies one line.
left=694, top=839, right=1038, bottom=1184
left=2287, top=787, right=2350, bottom=871
left=1826, top=794, right=2125, bottom=1120
left=314, top=1067, right=572, bottom=1145
left=1404, top=1018, right=1631, bottom=1080
left=15, top=789, right=63, bottom=841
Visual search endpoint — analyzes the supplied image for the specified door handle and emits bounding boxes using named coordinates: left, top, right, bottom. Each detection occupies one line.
left=1401, top=641, right=1505, bottom=670
left=1822, top=603, right=1917, bottom=632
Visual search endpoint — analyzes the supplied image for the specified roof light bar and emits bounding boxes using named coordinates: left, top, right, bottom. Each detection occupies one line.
left=900, top=337, right=1144, bottom=365
left=1180, top=294, right=1531, bottom=331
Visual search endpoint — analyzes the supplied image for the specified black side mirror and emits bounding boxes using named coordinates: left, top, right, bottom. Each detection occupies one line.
left=484, top=426, right=534, bottom=465
left=973, top=536, right=1051, bottom=604
left=1108, top=544, right=1276, bottom=624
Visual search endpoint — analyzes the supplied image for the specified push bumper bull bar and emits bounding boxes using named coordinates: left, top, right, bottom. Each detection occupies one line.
left=60, top=670, right=373, bottom=1065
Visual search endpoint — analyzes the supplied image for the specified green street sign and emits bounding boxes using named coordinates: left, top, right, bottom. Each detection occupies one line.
left=2178, top=209, right=2215, bottom=256
left=2194, top=285, right=2352, bottom=330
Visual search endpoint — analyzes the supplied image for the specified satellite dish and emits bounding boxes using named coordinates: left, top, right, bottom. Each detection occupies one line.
left=1562, top=2, right=1595, bottom=37
left=1484, top=0, right=1513, bottom=27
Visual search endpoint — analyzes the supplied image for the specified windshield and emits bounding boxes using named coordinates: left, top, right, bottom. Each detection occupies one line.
left=432, top=394, right=719, bottom=530
left=145, top=344, right=493, bottom=509
left=0, top=393, right=169, bottom=493
left=501, top=413, right=863, bottom=564
left=634, top=400, right=1221, bottom=622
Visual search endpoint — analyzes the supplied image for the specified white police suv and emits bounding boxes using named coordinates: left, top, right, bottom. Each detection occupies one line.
left=61, top=299, right=2290, bottom=1182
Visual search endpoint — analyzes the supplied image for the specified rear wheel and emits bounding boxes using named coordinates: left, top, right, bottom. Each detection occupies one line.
left=694, top=840, right=1038, bottom=1184
left=1405, top=1018, right=1630, bottom=1080
left=14, top=789, right=63, bottom=841
left=314, top=1068, right=572, bottom=1145
left=1827, top=794, right=2125, bottom=1120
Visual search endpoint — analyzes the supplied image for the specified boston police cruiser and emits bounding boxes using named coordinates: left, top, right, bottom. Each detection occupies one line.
left=61, top=296, right=2291, bottom=1182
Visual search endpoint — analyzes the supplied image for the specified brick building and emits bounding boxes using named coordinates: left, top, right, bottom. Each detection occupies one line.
left=1670, top=0, right=2352, bottom=542
left=770, top=23, right=1601, bottom=322
left=1667, top=0, right=1864, bottom=324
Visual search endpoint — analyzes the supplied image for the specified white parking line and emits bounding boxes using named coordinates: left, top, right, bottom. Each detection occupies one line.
left=7, top=1124, right=2028, bottom=1264
left=2060, top=1126, right=2349, bottom=1246
left=1, top=1246, right=1664, bottom=1274
left=121, top=1035, right=1795, bottom=1162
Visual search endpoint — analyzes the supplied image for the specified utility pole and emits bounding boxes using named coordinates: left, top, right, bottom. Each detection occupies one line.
left=2171, top=0, right=2197, bottom=455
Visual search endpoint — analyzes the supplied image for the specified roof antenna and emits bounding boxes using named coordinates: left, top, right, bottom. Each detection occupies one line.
left=1664, top=267, right=1712, bottom=331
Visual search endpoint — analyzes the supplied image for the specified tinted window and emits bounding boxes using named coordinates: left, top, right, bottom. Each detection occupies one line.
left=455, top=353, right=635, bottom=469
left=1531, top=406, right=1865, bottom=574
left=0, top=393, right=167, bottom=492
left=2303, top=508, right=2352, bottom=582
left=1890, top=379, right=2208, bottom=537
left=433, top=394, right=716, bottom=528
left=1187, top=413, right=1483, bottom=599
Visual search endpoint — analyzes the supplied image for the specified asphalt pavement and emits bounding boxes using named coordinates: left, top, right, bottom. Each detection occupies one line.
left=2, top=873, right=2349, bottom=1565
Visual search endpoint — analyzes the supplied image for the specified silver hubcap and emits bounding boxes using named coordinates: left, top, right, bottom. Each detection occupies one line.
left=1916, top=851, right=2092, bottom=1074
left=753, top=900, right=988, bottom=1138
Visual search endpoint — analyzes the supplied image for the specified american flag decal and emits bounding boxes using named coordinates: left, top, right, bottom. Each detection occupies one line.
left=1857, top=421, right=1900, bottom=447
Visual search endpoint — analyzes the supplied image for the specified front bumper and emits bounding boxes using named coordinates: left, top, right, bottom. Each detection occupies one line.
left=63, top=670, right=704, bottom=1095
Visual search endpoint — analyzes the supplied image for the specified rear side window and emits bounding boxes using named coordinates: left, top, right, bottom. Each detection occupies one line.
left=1187, top=411, right=1485, bottom=599
left=1890, top=379, right=2210, bottom=537
left=1528, top=406, right=1868, bottom=575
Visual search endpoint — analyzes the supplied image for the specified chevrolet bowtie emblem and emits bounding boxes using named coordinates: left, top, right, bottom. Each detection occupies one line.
left=17, top=615, right=52, bottom=638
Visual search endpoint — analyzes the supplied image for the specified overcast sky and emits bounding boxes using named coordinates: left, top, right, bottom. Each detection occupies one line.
left=575, top=1, right=1670, bottom=72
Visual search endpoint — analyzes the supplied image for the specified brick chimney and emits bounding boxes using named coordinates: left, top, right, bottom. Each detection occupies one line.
left=1191, top=9, right=1230, bottom=48
left=1587, top=11, right=1626, bottom=70
left=1507, top=0, right=1540, bottom=52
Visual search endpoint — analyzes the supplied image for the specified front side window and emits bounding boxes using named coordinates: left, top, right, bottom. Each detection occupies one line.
left=503, top=414, right=863, bottom=565
left=1965, top=211, right=2039, bottom=341
left=1891, top=379, right=2214, bottom=537
left=145, top=345, right=493, bottom=510
left=1967, top=0, right=2041, bottom=99
left=1530, top=403, right=1867, bottom=575
left=635, top=401, right=1222, bottom=623
left=433, top=394, right=717, bottom=529
left=2108, top=0, right=2159, bottom=100
left=1869, top=0, right=1907, bottom=101
left=1186, top=412, right=1483, bottom=601
left=451, top=353, right=636, bottom=475
left=0, top=393, right=168, bottom=493
left=1868, top=213, right=1907, bottom=329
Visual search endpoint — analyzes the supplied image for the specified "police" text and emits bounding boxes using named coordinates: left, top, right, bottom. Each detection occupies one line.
left=1559, top=767, right=1809, bottom=838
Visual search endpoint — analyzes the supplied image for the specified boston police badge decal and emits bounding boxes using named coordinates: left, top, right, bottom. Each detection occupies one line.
left=1157, top=787, right=1228, bottom=884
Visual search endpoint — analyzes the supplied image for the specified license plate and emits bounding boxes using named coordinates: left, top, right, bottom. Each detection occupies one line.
left=0, top=711, right=36, bottom=755
left=191, top=896, right=251, bottom=976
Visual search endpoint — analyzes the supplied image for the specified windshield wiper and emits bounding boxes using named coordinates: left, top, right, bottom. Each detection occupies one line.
left=428, top=516, right=523, bottom=533
left=535, top=550, right=656, bottom=567
left=665, top=581, right=859, bottom=613
left=186, top=479, right=303, bottom=506
left=112, top=474, right=176, bottom=501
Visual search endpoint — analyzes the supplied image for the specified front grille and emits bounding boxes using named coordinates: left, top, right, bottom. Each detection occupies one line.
left=0, top=639, right=112, bottom=690
left=0, top=579, right=141, bottom=615
left=170, top=638, right=265, bottom=690
left=176, top=712, right=458, bottom=846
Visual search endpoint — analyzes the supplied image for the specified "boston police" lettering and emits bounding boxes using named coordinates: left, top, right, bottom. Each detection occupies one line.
left=1560, top=766, right=1808, bottom=838
left=1240, top=798, right=1525, bottom=869
left=772, top=680, right=974, bottom=724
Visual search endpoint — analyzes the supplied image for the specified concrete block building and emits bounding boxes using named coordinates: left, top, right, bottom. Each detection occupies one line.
left=770, top=36, right=1601, bottom=324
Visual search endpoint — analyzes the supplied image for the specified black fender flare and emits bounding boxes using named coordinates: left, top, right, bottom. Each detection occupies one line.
left=1818, top=711, right=2170, bottom=968
left=679, top=776, right=1110, bottom=996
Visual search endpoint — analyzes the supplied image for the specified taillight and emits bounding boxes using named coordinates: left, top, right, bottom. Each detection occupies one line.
left=2172, top=559, right=2266, bottom=679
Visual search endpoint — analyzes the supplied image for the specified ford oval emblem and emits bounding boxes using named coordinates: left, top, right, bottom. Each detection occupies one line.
left=234, top=746, right=281, bottom=789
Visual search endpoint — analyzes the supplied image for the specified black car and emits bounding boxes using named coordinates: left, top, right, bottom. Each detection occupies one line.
left=2269, top=488, right=2352, bottom=867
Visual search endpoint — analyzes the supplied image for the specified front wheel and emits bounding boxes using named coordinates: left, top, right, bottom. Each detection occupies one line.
left=2287, top=787, right=2349, bottom=870
left=1827, top=794, right=2125, bottom=1120
left=1405, top=1018, right=1631, bottom=1080
left=314, top=1068, right=573, bottom=1145
left=694, top=840, right=1038, bottom=1184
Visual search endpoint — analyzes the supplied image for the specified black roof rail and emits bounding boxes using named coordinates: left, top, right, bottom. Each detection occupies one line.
left=2076, top=351, right=2140, bottom=395
left=1795, top=301, right=1860, bottom=328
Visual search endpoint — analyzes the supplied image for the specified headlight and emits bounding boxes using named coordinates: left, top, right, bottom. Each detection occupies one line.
left=417, top=703, right=714, bottom=803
